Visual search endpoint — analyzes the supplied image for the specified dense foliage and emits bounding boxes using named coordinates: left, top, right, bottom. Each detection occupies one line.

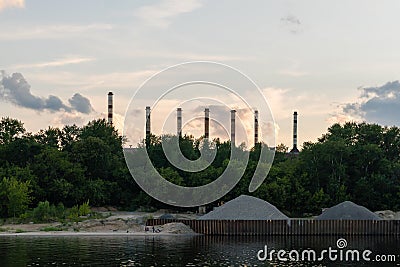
left=0, top=117, right=399, bottom=218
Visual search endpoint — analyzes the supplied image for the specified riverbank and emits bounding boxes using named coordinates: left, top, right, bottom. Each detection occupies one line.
left=0, top=210, right=199, bottom=235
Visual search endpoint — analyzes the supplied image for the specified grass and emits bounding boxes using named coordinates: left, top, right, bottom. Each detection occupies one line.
left=0, top=227, right=8, bottom=232
left=40, top=226, right=63, bottom=232
left=15, top=229, right=26, bottom=233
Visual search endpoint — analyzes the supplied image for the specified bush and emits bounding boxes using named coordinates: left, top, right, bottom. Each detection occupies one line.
left=21, top=201, right=90, bottom=223
left=32, top=201, right=52, bottom=222
left=78, top=200, right=90, bottom=216
left=67, top=201, right=91, bottom=221
left=0, top=177, right=32, bottom=218
left=40, top=226, right=62, bottom=232
left=31, top=201, right=66, bottom=223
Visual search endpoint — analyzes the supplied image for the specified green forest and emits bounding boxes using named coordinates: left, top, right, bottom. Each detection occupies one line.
left=0, top=116, right=399, bottom=219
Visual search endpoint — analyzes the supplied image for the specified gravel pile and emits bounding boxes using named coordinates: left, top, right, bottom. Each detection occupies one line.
left=316, top=201, right=382, bottom=220
left=199, top=195, right=289, bottom=220
left=157, top=223, right=195, bottom=234
left=375, top=210, right=400, bottom=220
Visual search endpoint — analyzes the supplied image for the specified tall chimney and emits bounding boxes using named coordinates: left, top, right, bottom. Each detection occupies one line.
left=177, top=108, right=182, bottom=137
left=145, top=106, right=151, bottom=140
left=290, top=111, right=299, bottom=154
left=254, top=110, right=259, bottom=145
left=107, top=92, right=113, bottom=124
left=204, top=108, right=210, bottom=139
left=231, top=110, right=236, bottom=146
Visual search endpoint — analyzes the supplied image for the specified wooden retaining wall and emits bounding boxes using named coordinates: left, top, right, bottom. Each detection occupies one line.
left=146, top=219, right=400, bottom=236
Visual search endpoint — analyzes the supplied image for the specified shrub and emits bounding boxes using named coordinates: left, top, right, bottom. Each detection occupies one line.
left=78, top=200, right=90, bottom=216
left=31, top=201, right=66, bottom=223
left=67, top=201, right=91, bottom=221
left=40, top=226, right=62, bottom=232
left=0, top=177, right=32, bottom=218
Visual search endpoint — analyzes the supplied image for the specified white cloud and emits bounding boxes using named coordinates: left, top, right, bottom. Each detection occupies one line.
left=278, top=69, right=308, bottom=77
left=51, top=112, right=86, bottom=127
left=261, top=87, right=334, bottom=146
left=134, top=0, right=202, bottom=28
left=26, top=69, right=156, bottom=90
left=277, top=59, right=309, bottom=77
left=124, top=50, right=252, bottom=62
left=0, top=0, right=24, bottom=12
left=0, top=24, right=113, bottom=40
left=10, top=57, right=95, bottom=69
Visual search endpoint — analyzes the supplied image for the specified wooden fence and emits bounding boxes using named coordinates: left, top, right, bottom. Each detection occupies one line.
left=146, top=219, right=400, bottom=236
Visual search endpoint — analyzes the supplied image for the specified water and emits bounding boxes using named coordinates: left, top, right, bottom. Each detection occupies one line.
left=0, top=235, right=399, bottom=266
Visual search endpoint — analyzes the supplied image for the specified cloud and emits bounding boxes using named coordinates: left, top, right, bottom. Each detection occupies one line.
left=278, top=69, right=308, bottom=77
left=0, top=0, right=24, bottom=12
left=68, top=93, right=93, bottom=114
left=339, top=81, right=400, bottom=126
left=261, top=87, right=335, bottom=146
left=124, top=50, right=252, bottom=62
left=10, top=57, right=95, bottom=69
left=0, top=24, right=112, bottom=40
left=280, top=15, right=302, bottom=34
left=22, top=69, right=155, bottom=91
left=0, top=71, right=94, bottom=114
left=51, top=112, right=85, bottom=126
left=135, top=0, right=202, bottom=28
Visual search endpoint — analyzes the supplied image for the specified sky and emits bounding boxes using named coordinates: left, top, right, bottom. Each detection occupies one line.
left=1, top=0, right=400, bottom=148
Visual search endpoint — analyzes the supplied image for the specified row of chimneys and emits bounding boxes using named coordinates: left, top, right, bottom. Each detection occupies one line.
left=107, top=92, right=298, bottom=151
left=145, top=106, right=250, bottom=146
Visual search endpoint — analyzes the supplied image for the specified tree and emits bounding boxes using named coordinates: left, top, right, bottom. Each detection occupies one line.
left=0, top=117, right=25, bottom=145
left=34, top=127, right=61, bottom=148
left=31, top=147, right=86, bottom=206
left=0, top=177, right=32, bottom=218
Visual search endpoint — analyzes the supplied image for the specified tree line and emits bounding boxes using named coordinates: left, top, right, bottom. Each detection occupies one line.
left=0, top=117, right=399, bottom=218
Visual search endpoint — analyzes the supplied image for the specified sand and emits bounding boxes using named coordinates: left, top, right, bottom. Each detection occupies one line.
left=0, top=211, right=198, bottom=235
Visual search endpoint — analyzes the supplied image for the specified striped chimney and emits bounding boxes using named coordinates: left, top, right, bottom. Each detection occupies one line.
left=254, top=110, right=259, bottom=145
left=107, top=92, right=113, bottom=124
left=290, top=111, right=299, bottom=154
left=204, top=108, right=210, bottom=139
left=177, top=108, right=182, bottom=137
left=231, top=110, right=236, bottom=146
left=145, top=106, right=151, bottom=139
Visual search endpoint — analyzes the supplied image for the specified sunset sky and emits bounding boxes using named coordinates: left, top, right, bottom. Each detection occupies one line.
left=1, top=0, right=400, bottom=148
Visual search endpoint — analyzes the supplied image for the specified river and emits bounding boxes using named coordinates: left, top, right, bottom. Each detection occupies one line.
left=0, top=235, right=399, bottom=266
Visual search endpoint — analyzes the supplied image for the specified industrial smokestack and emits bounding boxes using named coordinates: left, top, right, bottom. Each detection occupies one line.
left=231, top=110, right=236, bottom=146
left=145, top=106, right=151, bottom=140
left=254, top=110, right=259, bottom=145
left=107, top=92, right=113, bottom=124
left=177, top=107, right=182, bottom=137
left=290, top=111, right=299, bottom=154
left=204, top=108, right=210, bottom=139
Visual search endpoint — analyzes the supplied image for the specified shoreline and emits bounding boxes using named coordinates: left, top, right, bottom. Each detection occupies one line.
left=0, top=231, right=200, bottom=237
left=0, top=211, right=200, bottom=236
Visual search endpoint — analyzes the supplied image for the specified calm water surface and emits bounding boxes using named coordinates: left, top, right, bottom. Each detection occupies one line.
left=0, top=235, right=399, bottom=266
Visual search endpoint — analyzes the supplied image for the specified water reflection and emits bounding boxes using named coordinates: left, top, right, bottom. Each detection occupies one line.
left=0, top=235, right=398, bottom=266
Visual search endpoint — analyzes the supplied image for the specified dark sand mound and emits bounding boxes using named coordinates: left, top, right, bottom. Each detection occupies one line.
left=316, top=201, right=381, bottom=220
left=199, top=195, right=288, bottom=220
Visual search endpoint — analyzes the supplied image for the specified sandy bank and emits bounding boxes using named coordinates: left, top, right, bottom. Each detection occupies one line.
left=0, top=211, right=199, bottom=236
